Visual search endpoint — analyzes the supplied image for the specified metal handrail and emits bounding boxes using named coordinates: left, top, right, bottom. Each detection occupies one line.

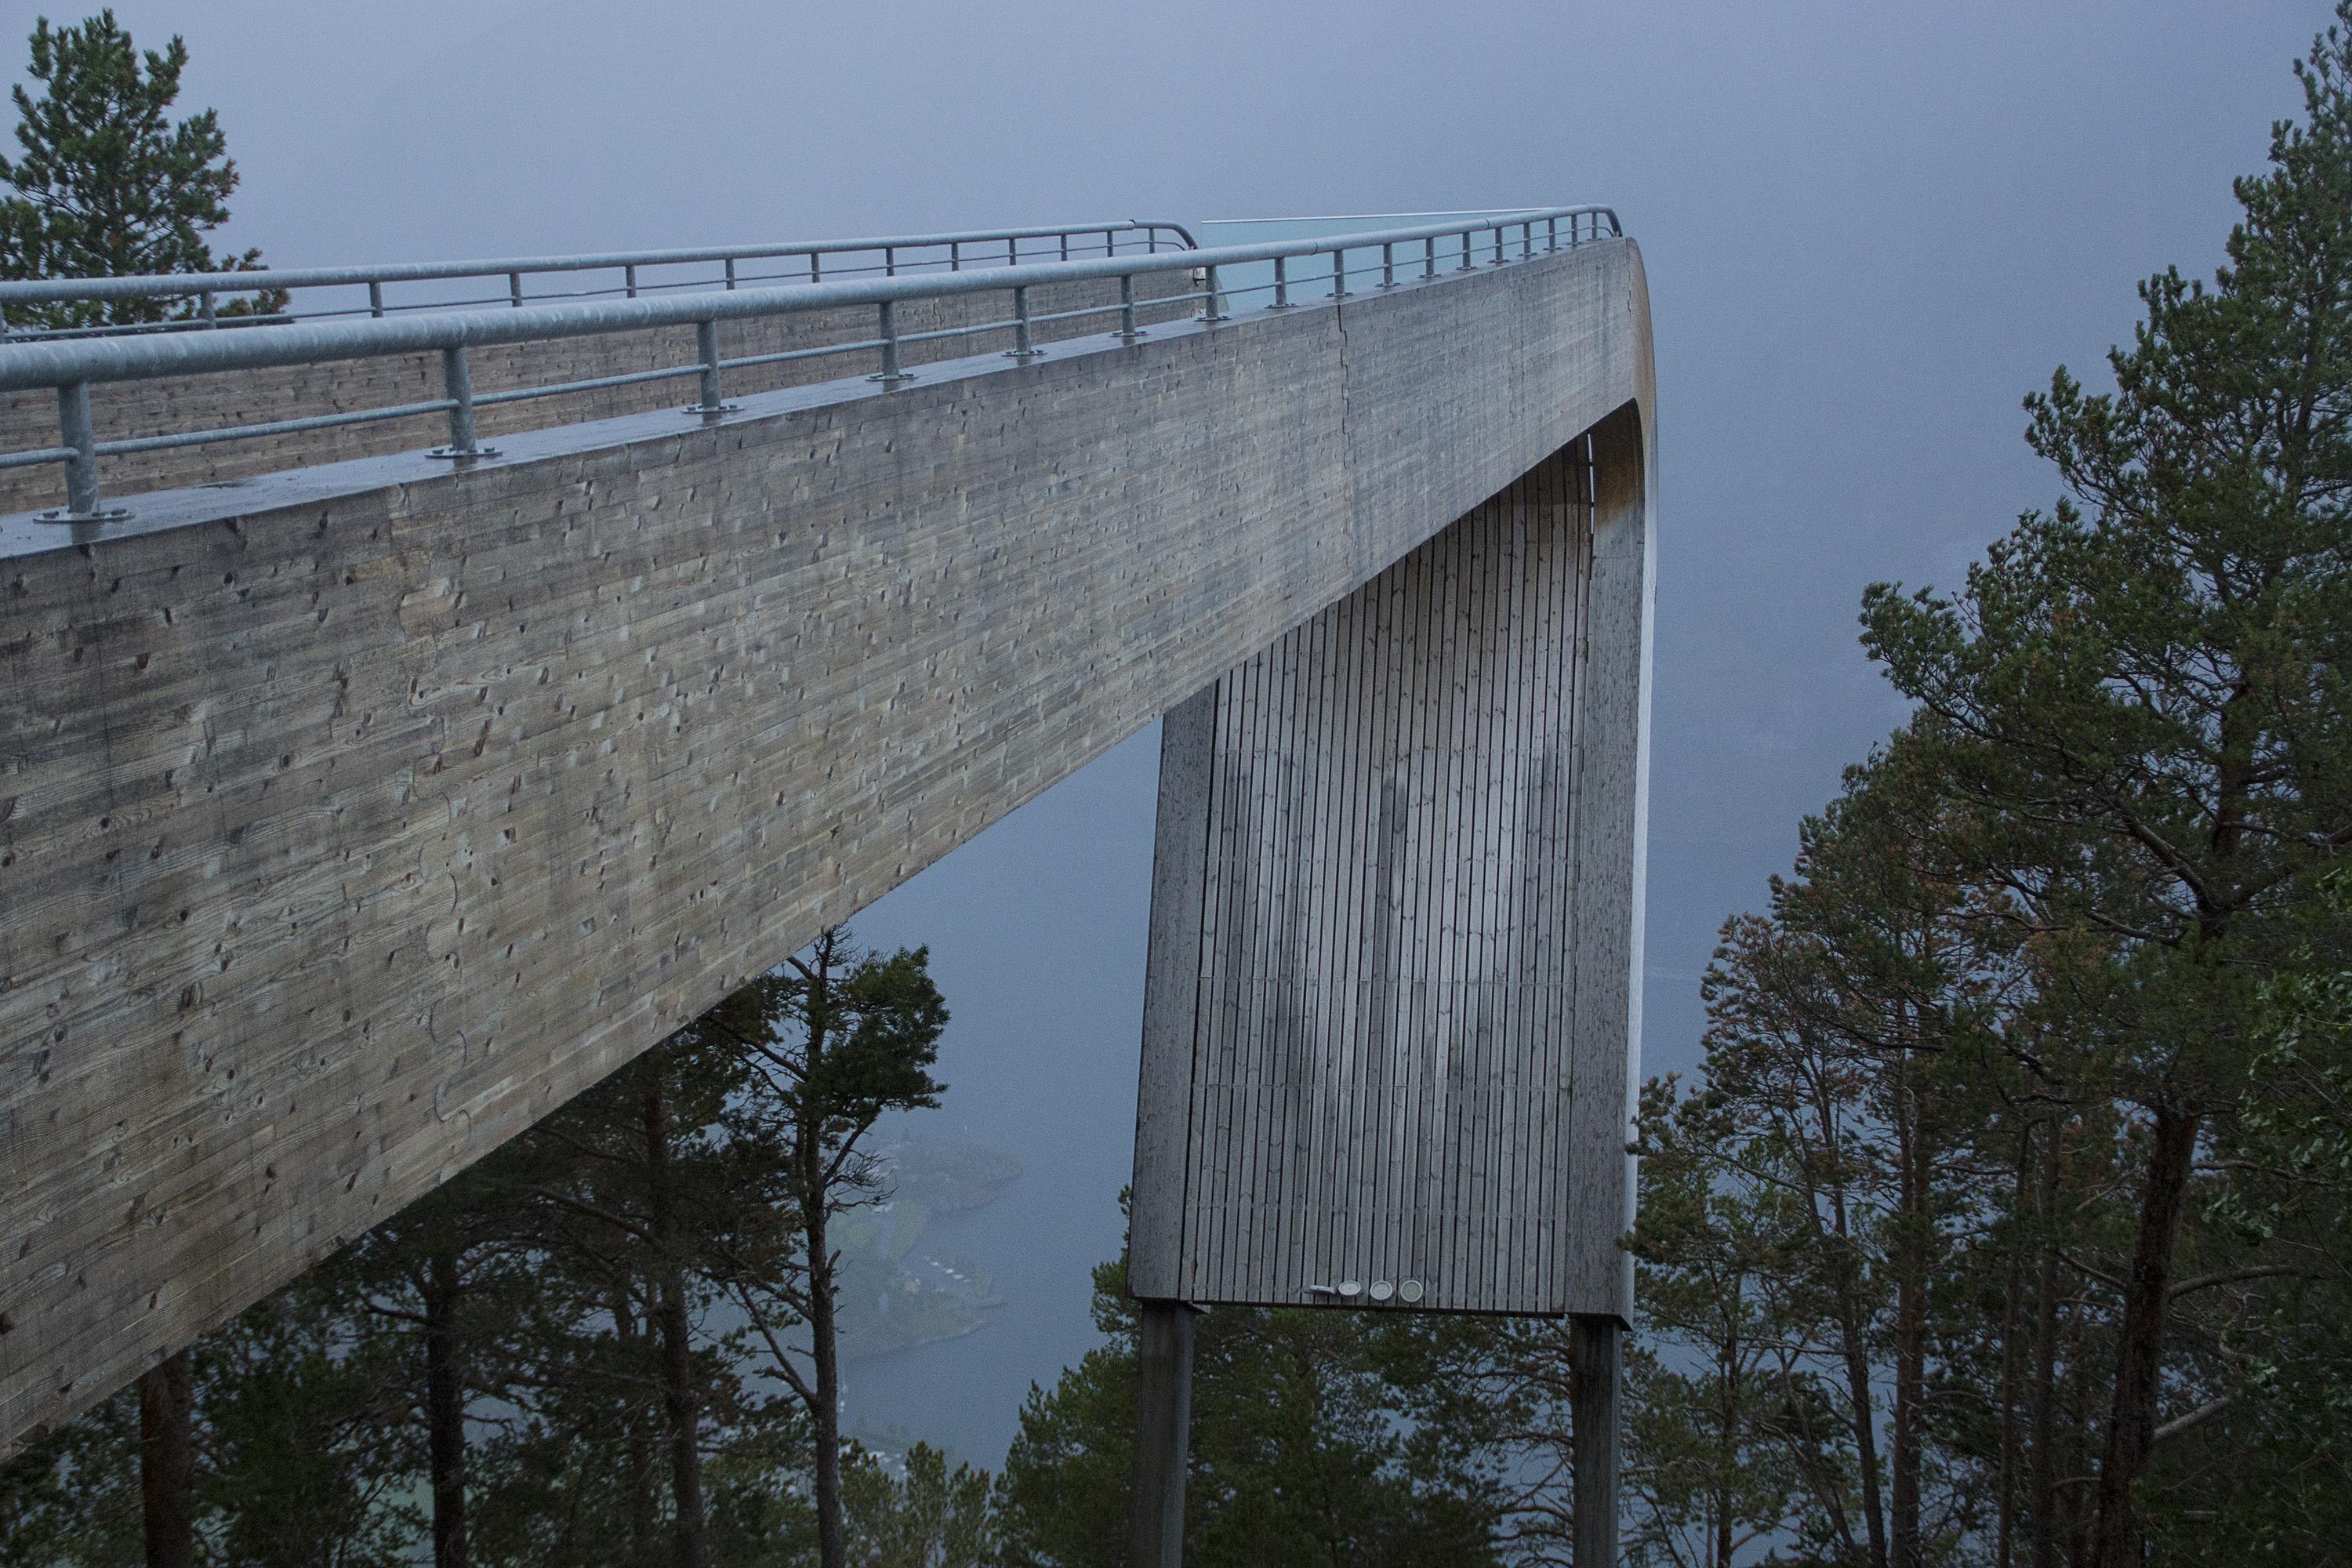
left=0, top=219, right=1202, bottom=338
left=0, top=205, right=1621, bottom=521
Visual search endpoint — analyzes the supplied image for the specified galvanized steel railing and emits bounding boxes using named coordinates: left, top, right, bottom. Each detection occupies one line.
left=0, top=205, right=1621, bottom=522
left=0, top=220, right=1201, bottom=339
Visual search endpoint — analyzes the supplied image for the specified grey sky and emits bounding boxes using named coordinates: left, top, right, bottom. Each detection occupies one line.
left=5, top=0, right=2328, bottom=1464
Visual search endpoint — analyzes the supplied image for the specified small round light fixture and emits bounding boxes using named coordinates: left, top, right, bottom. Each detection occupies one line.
left=1369, top=1280, right=1396, bottom=1303
left=1397, top=1279, right=1426, bottom=1305
left=1337, top=1279, right=1363, bottom=1299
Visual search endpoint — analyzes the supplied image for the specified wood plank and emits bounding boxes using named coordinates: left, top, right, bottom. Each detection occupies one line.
left=1130, top=402, right=1650, bottom=1316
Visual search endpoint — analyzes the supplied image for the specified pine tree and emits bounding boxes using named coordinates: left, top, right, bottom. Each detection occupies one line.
left=0, top=10, right=275, bottom=328
left=697, top=928, right=952, bottom=1568
left=1621, top=1076, right=1810, bottom=1567
left=992, top=1243, right=1504, bottom=1567
left=841, top=1443, right=996, bottom=1568
left=1860, top=10, right=2352, bottom=1558
left=514, top=1033, right=778, bottom=1568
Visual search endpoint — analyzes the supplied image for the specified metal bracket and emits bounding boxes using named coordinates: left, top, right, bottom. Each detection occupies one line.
left=33, top=506, right=131, bottom=524
left=1307, top=1278, right=1422, bottom=1304
left=426, top=445, right=502, bottom=460
left=681, top=402, right=740, bottom=418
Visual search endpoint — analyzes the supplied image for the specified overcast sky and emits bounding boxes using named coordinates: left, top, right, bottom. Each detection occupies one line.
left=6, top=0, right=2328, bottom=1465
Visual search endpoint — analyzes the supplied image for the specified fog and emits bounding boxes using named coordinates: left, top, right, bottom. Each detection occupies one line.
left=6, top=0, right=2325, bottom=1465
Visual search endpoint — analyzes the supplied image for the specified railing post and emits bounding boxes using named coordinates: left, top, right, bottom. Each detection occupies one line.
left=368, top=280, right=386, bottom=317
left=1492, top=225, right=1505, bottom=265
left=724, top=258, right=737, bottom=291
left=884, top=246, right=897, bottom=278
left=1425, top=237, right=1437, bottom=280
left=1330, top=247, right=1348, bottom=299
left=508, top=271, right=524, bottom=308
left=1197, top=263, right=1226, bottom=323
left=1118, top=273, right=1143, bottom=342
left=1008, top=237, right=1019, bottom=267
left=429, top=347, right=499, bottom=461
left=38, top=381, right=126, bottom=521
left=1007, top=285, right=1040, bottom=359
left=1104, top=229, right=1116, bottom=259
left=685, top=319, right=737, bottom=416
left=871, top=299, right=910, bottom=384
left=1523, top=222, right=1534, bottom=260
left=1381, top=241, right=1396, bottom=289
left=810, top=251, right=822, bottom=283
left=60, top=383, right=97, bottom=514
left=950, top=241, right=962, bottom=272
left=1547, top=216, right=1559, bottom=252
left=447, top=348, right=477, bottom=450
left=1272, top=254, right=1291, bottom=308
left=1060, top=232, right=1070, bottom=262
left=1459, top=231, right=1475, bottom=272
left=199, top=289, right=217, bottom=327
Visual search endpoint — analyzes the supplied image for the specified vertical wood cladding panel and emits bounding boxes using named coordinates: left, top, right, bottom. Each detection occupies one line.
left=1136, top=446, right=1608, bottom=1316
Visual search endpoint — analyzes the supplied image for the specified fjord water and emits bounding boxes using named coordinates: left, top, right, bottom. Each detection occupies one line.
left=826, top=724, right=1162, bottom=1468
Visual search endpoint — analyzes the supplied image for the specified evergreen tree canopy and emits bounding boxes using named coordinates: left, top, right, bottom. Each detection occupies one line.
left=993, top=1241, right=1504, bottom=1567
left=0, top=9, right=270, bottom=328
left=1857, top=12, right=2352, bottom=1562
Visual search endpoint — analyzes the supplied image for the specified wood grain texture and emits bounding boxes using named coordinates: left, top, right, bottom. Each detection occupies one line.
left=1565, top=402, right=1653, bottom=1321
left=1128, top=685, right=1216, bottom=1300
left=1131, top=388, right=1653, bottom=1320
left=0, top=274, right=1196, bottom=515
left=0, top=239, right=1652, bottom=1449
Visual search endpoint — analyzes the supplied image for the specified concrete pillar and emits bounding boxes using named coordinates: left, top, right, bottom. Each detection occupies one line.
left=1130, top=1299, right=1196, bottom=1568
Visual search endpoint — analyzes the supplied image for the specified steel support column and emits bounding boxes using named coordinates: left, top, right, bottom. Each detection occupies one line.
left=1572, top=1313, right=1622, bottom=1566
left=1130, top=1299, right=1196, bottom=1568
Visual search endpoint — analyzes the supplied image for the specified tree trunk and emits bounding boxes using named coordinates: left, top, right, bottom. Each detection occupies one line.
left=2089, top=1102, right=2200, bottom=1568
left=2029, top=1118, right=2062, bottom=1568
left=1717, top=1302, right=1737, bottom=1568
left=808, top=1189, right=848, bottom=1568
left=1890, top=1072, right=1927, bottom=1568
left=643, top=1078, right=710, bottom=1568
left=615, top=1287, right=658, bottom=1562
left=1824, top=1178, right=1889, bottom=1568
left=800, top=938, right=851, bottom=1568
left=1995, top=1121, right=2032, bottom=1568
left=1812, top=1091, right=1889, bottom=1568
left=2061, top=1300, right=2097, bottom=1568
left=1834, top=1293, right=1889, bottom=1568
left=424, top=1246, right=471, bottom=1568
left=138, top=1350, right=196, bottom=1568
